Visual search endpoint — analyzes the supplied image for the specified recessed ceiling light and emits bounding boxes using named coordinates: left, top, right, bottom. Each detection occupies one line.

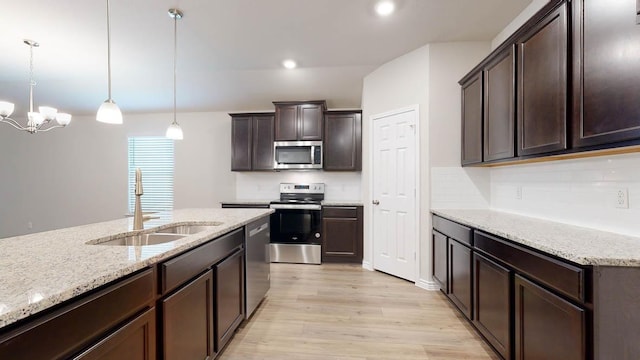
left=375, top=1, right=395, bottom=16
left=283, top=60, right=297, bottom=69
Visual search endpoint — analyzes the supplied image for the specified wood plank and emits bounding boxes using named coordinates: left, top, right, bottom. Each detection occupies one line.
left=219, top=264, right=499, bottom=360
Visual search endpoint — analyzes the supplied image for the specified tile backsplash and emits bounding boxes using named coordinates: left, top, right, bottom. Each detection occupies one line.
left=235, top=172, right=362, bottom=201
left=490, top=153, right=640, bottom=237
left=431, top=167, right=491, bottom=209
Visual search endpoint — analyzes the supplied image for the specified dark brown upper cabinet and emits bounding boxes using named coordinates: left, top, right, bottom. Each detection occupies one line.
left=324, top=111, right=362, bottom=171
left=230, top=113, right=274, bottom=171
left=572, top=0, right=640, bottom=148
left=483, top=46, right=515, bottom=162
left=460, top=71, right=483, bottom=165
left=273, top=101, right=326, bottom=141
left=517, top=2, right=568, bottom=156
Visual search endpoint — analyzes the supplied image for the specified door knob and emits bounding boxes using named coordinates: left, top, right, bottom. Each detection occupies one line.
left=372, top=200, right=380, bottom=205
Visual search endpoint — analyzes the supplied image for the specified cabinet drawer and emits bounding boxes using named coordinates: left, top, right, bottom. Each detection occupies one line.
left=474, top=231, right=585, bottom=303
left=161, top=228, right=244, bottom=294
left=323, top=206, right=358, bottom=218
left=433, top=215, right=473, bottom=246
left=0, top=268, right=155, bottom=360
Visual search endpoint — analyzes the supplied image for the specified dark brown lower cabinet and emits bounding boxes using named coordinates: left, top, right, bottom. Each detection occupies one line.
left=515, top=275, right=585, bottom=360
left=215, top=248, right=245, bottom=352
left=321, top=206, right=363, bottom=263
left=473, top=253, right=511, bottom=360
left=448, top=239, right=473, bottom=319
left=432, top=230, right=448, bottom=292
left=73, top=308, right=156, bottom=360
left=161, top=270, right=215, bottom=360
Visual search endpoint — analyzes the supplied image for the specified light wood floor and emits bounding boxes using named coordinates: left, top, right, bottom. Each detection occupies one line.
left=220, top=263, right=499, bottom=360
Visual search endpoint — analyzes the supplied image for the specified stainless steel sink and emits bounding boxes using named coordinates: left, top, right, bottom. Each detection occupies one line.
left=155, top=223, right=222, bottom=235
left=94, top=233, right=186, bottom=246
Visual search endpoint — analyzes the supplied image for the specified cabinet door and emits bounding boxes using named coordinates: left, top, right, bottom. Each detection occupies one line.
left=274, top=104, right=299, bottom=141
left=322, top=207, right=363, bottom=263
left=275, top=105, right=298, bottom=141
left=299, top=103, right=324, bottom=140
left=448, top=239, right=473, bottom=319
left=161, top=271, right=215, bottom=360
left=252, top=115, right=275, bottom=170
left=515, top=275, right=585, bottom=360
left=517, top=3, right=568, bottom=156
left=73, top=308, right=156, bottom=360
left=231, top=116, right=252, bottom=171
left=484, top=46, right=515, bottom=162
left=573, top=0, right=640, bottom=148
left=432, top=230, right=448, bottom=293
left=473, top=253, right=511, bottom=360
left=215, top=248, right=245, bottom=352
left=461, top=72, right=483, bottom=165
left=324, top=112, right=362, bottom=171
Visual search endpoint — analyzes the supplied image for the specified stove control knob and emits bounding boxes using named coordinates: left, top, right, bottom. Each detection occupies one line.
left=315, top=233, right=321, bottom=239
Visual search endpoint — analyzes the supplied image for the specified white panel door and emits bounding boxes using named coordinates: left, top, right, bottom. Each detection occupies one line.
left=372, top=108, right=417, bottom=281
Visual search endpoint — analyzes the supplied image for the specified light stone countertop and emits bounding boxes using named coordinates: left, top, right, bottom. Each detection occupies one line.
left=220, top=200, right=271, bottom=206
left=431, top=209, right=640, bottom=267
left=0, top=208, right=273, bottom=329
left=322, top=201, right=363, bottom=207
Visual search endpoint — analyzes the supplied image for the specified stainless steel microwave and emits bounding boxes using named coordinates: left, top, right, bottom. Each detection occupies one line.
left=273, top=141, right=322, bottom=170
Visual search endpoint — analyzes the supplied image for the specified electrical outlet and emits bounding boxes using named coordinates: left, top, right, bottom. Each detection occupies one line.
left=516, top=186, right=522, bottom=200
left=615, top=188, right=629, bottom=209
left=27, top=221, right=33, bottom=229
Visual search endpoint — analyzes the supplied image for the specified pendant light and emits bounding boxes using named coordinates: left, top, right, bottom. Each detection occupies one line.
left=166, top=8, right=184, bottom=140
left=96, top=0, right=123, bottom=124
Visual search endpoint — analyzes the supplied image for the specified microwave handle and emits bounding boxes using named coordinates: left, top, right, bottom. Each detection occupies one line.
left=311, top=146, right=316, bottom=165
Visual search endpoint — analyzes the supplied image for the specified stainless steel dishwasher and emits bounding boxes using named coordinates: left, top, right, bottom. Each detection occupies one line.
left=244, top=217, right=271, bottom=319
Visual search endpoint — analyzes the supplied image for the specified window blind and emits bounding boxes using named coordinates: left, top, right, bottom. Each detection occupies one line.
left=128, top=137, right=175, bottom=214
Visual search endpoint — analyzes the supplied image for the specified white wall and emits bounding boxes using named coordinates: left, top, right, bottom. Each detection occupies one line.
left=491, top=0, right=551, bottom=50
left=428, top=42, right=492, bottom=211
left=234, top=172, right=361, bottom=201
left=361, top=44, right=430, bottom=279
left=0, top=111, right=234, bottom=238
left=491, top=154, right=640, bottom=237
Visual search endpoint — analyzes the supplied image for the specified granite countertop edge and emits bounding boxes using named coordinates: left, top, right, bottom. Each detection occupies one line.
left=431, top=209, right=640, bottom=267
left=0, top=208, right=273, bottom=329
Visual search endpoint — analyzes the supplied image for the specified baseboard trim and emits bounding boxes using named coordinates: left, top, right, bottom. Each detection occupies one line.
left=416, top=278, right=440, bottom=291
left=362, top=261, right=373, bottom=271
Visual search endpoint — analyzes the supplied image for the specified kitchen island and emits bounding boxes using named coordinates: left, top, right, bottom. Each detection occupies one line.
left=0, top=208, right=272, bottom=359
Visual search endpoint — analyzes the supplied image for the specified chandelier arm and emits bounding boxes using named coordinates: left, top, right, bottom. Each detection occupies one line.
left=0, top=118, right=29, bottom=131
left=38, top=124, right=66, bottom=132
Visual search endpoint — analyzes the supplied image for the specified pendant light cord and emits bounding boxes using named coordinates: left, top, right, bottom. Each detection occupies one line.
left=173, top=14, right=177, bottom=124
left=106, top=0, right=113, bottom=101
left=28, top=43, right=35, bottom=113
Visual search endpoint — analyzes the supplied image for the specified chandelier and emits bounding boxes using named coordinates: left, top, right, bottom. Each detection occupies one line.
left=0, top=40, right=72, bottom=134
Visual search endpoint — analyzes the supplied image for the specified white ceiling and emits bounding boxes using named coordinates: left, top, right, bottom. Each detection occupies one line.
left=0, top=0, right=531, bottom=116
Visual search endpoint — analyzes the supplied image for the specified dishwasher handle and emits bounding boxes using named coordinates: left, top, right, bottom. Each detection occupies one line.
left=249, top=222, right=269, bottom=237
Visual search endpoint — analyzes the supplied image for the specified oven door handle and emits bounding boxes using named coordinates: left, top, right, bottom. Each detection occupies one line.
left=269, top=204, right=322, bottom=210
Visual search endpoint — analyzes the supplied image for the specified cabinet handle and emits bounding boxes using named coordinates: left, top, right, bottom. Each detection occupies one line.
left=372, top=200, right=380, bottom=205
left=249, top=222, right=268, bottom=237
left=637, top=0, right=640, bottom=24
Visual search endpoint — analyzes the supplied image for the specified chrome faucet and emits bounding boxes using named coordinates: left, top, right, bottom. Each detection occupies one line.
left=133, top=168, right=145, bottom=230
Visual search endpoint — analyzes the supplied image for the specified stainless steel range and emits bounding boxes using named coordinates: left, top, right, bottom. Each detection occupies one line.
left=269, top=183, right=324, bottom=264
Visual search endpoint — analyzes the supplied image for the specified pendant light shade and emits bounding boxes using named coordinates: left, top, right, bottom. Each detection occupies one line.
left=97, top=99, right=123, bottom=124
left=97, top=0, right=122, bottom=124
left=166, top=8, right=184, bottom=140
left=166, top=122, right=184, bottom=140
